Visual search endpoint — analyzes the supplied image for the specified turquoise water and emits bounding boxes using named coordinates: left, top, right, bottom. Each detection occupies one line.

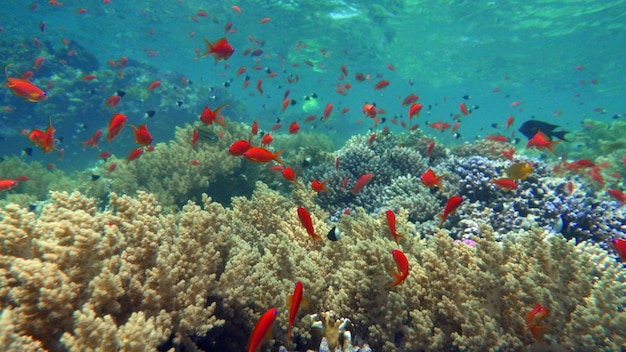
left=1, top=0, right=625, bottom=168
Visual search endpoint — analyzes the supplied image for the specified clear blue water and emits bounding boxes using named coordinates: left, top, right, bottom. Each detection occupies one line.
left=0, top=0, right=624, bottom=167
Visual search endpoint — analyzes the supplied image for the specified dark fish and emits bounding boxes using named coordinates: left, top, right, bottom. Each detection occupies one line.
left=519, top=120, right=569, bottom=141
left=453, top=132, right=461, bottom=139
left=195, top=125, right=219, bottom=143
left=144, top=110, right=156, bottom=118
left=310, top=92, right=318, bottom=99
left=176, top=100, right=183, bottom=107
left=327, top=226, right=340, bottom=241
left=91, top=174, right=100, bottom=181
left=290, top=99, right=297, bottom=106
left=223, top=81, right=230, bottom=88
left=462, top=94, right=471, bottom=100
left=490, top=123, right=499, bottom=128
left=22, top=147, right=33, bottom=157
left=116, top=90, right=126, bottom=97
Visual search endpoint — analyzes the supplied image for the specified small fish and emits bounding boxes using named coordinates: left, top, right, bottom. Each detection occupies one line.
left=103, top=90, right=124, bottom=109
left=525, top=304, right=549, bottom=342
left=0, top=179, right=18, bottom=191
left=374, top=79, right=390, bottom=90
left=322, top=103, right=333, bottom=121
left=421, top=169, right=445, bottom=189
left=108, top=163, right=117, bottom=173
left=401, top=94, right=420, bottom=106
left=439, top=196, right=463, bottom=227
left=506, top=116, right=514, bottom=130
left=384, top=249, right=408, bottom=289
left=297, top=207, right=322, bottom=244
left=201, top=37, right=234, bottom=62
left=147, top=80, right=161, bottom=91
left=229, top=139, right=252, bottom=156
left=4, top=65, right=48, bottom=102
left=243, top=147, right=283, bottom=164
left=21, top=147, right=33, bottom=157
left=362, top=103, right=376, bottom=118
left=281, top=167, right=300, bottom=185
left=385, top=210, right=402, bottom=245
left=426, top=142, right=435, bottom=158
left=288, top=121, right=300, bottom=134
left=82, top=129, right=102, bottom=148
left=286, top=282, right=307, bottom=344
left=247, top=308, right=278, bottom=352
left=200, top=104, right=228, bottom=127
left=611, top=238, right=626, bottom=261
left=126, top=147, right=144, bottom=163
left=326, top=226, right=341, bottom=241
left=91, top=174, right=100, bottom=181
left=311, top=178, right=329, bottom=193
left=351, top=173, right=373, bottom=194
left=144, top=110, right=156, bottom=118
left=128, top=124, right=153, bottom=146
left=459, top=102, right=469, bottom=116
left=261, top=133, right=273, bottom=146
left=526, top=131, right=561, bottom=155
left=607, top=189, right=626, bottom=204
left=107, top=113, right=127, bottom=142
left=408, top=103, right=423, bottom=119
left=491, top=178, right=518, bottom=191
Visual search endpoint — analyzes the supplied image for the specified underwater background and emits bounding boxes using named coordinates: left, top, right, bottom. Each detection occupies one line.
left=0, top=1, right=625, bottom=351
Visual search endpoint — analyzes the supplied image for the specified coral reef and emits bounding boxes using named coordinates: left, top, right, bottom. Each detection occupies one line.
left=1, top=182, right=624, bottom=351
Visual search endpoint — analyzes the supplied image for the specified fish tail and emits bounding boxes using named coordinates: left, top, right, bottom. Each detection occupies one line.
left=272, top=149, right=285, bottom=164
left=201, top=38, right=214, bottom=56
left=384, top=272, right=403, bottom=289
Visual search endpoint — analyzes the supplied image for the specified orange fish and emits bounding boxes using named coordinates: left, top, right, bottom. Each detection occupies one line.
left=107, top=113, right=127, bottom=142
left=491, top=178, right=517, bottom=191
left=201, top=37, right=234, bottom=62
left=526, top=131, right=561, bottom=155
left=243, top=147, right=283, bottom=164
left=281, top=167, right=300, bottom=185
left=351, top=173, right=373, bottom=194
left=401, top=94, right=420, bottom=106
left=297, top=207, right=322, bottom=244
left=288, top=121, right=300, bottom=134
left=33, top=117, right=56, bottom=154
left=147, top=80, right=161, bottom=91
left=129, top=124, right=153, bottom=146
left=286, top=282, right=305, bottom=344
left=385, top=210, right=402, bottom=245
left=439, top=195, right=463, bottom=227
left=385, top=249, right=408, bottom=288
left=311, top=178, right=329, bottom=193
left=374, top=79, right=390, bottom=90
left=126, top=147, right=143, bottom=163
left=611, top=238, right=626, bottom=261
left=408, top=103, right=423, bottom=119
left=103, top=90, right=125, bottom=109
left=459, top=102, right=469, bottom=115
left=525, top=304, right=549, bottom=342
left=421, top=169, right=445, bottom=189
left=0, top=179, right=18, bottom=191
left=247, top=308, right=277, bottom=352
left=362, top=103, right=376, bottom=118
left=486, top=135, right=508, bottom=142
left=200, top=104, right=228, bottom=127
left=229, top=139, right=252, bottom=156
left=282, top=98, right=291, bottom=112
left=506, top=115, right=514, bottom=130
left=322, top=103, right=333, bottom=121
left=607, top=189, right=626, bottom=204
left=5, top=66, right=47, bottom=102
left=82, top=129, right=102, bottom=148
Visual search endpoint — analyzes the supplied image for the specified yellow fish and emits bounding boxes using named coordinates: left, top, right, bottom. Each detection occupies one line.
left=507, top=162, right=533, bottom=180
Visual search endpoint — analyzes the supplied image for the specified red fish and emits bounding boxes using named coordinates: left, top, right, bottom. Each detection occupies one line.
left=98, top=151, right=111, bottom=159
left=421, top=169, right=445, bottom=189
left=200, top=104, right=228, bottom=127
left=459, top=102, right=469, bottom=115
left=0, top=179, right=18, bottom=191
left=506, top=115, right=514, bottom=130
left=281, top=167, right=300, bottom=185
left=491, top=178, right=517, bottom=191
left=526, top=131, right=561, bottom=155
left=607, top=189, right=626, bottom=204
left=243, top=147, right=283, bottom=164
left=385, top=210, right=402, bottom=245
left=288, top=121, right=300, bottom=134
left=426, top=142, right=435, bottom=158
left=108, top=163, right=117, bottom=173
left=229, top=139, right=252, bottom=156
left=351, top=173, right=373, bottom=194
left=385, top=249, right=408, bottom=288
left=401, top=94, right=420, bottom=106
left=408, top=103, right=423, bottom=119
left=251, top=120, right=258, bottom=135
left=247, top=308, right=277, bottom=352
left=322, top=103, right=333, bottom=121
left=201, top=37, right=234, bottom=62
left=486, top=135, right=508, bottom=142
left=439, top=196, right=463, bottom=227
left=611, top=238, right=626, bottom=261
left=362, top=103, right=376, bottom=118
left=282, top=98, right=291, bottom=112
left=126, top=147, right=144, bottom=163
left=129, top=124, right=153, bottom=146
left=286, top=282, right=305, bottom=344
left=190, top=129, right=199, bottom=147
left=38, top=117, right=56, bottom=154
left=525, top=304, right=549, bottom=342
left=82, top=129, right=102, bottom=148
left=374, top=79, right=390, bottom=90
left=147, top=80, right=161, bottom=91
left=5, top=67, right=47, bottom=102
left=297, top=207, right=322, bottom=244
left=261, top=133, right=273, bottom=146
left=502, top=147, right=515, bottom=162
left=107, top=113, right=127, bottom=142
left=81, top=74, right=96, bottom=81
left=256, top=79, right=263, bottom=95
left=311, top=178, right=329, bottom=193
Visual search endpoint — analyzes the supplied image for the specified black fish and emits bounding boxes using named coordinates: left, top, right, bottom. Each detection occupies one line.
left=176, top=100, right=183, bottom=107
left=462, top=94, right=471, bottom=100
left=22, top=147, right=33, bottom=157
left=144, top=110, right=156, bottom=118
left=327, top=226, right=341, bottom=241
left=116, top=90, right=126, bottom=97
left=518, top=120, right=569, bottom=141
left=91, top=174, right=100, bottom=181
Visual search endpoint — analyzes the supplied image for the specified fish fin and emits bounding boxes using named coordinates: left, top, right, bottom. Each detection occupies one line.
left=201, top=38, right=214, bottom=57
left=213, top=104, right=229, bottom=128
left=552, top=130, right=569, bottom=141
left=300, top=296, right=310, bottom=311
left=272, top=149, right=285, bottom=164
left=546, top=140, right=562, bottom=155
left=285, top=295, right=292, bottom=308
left=384, top=272, right=403, bottom=289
